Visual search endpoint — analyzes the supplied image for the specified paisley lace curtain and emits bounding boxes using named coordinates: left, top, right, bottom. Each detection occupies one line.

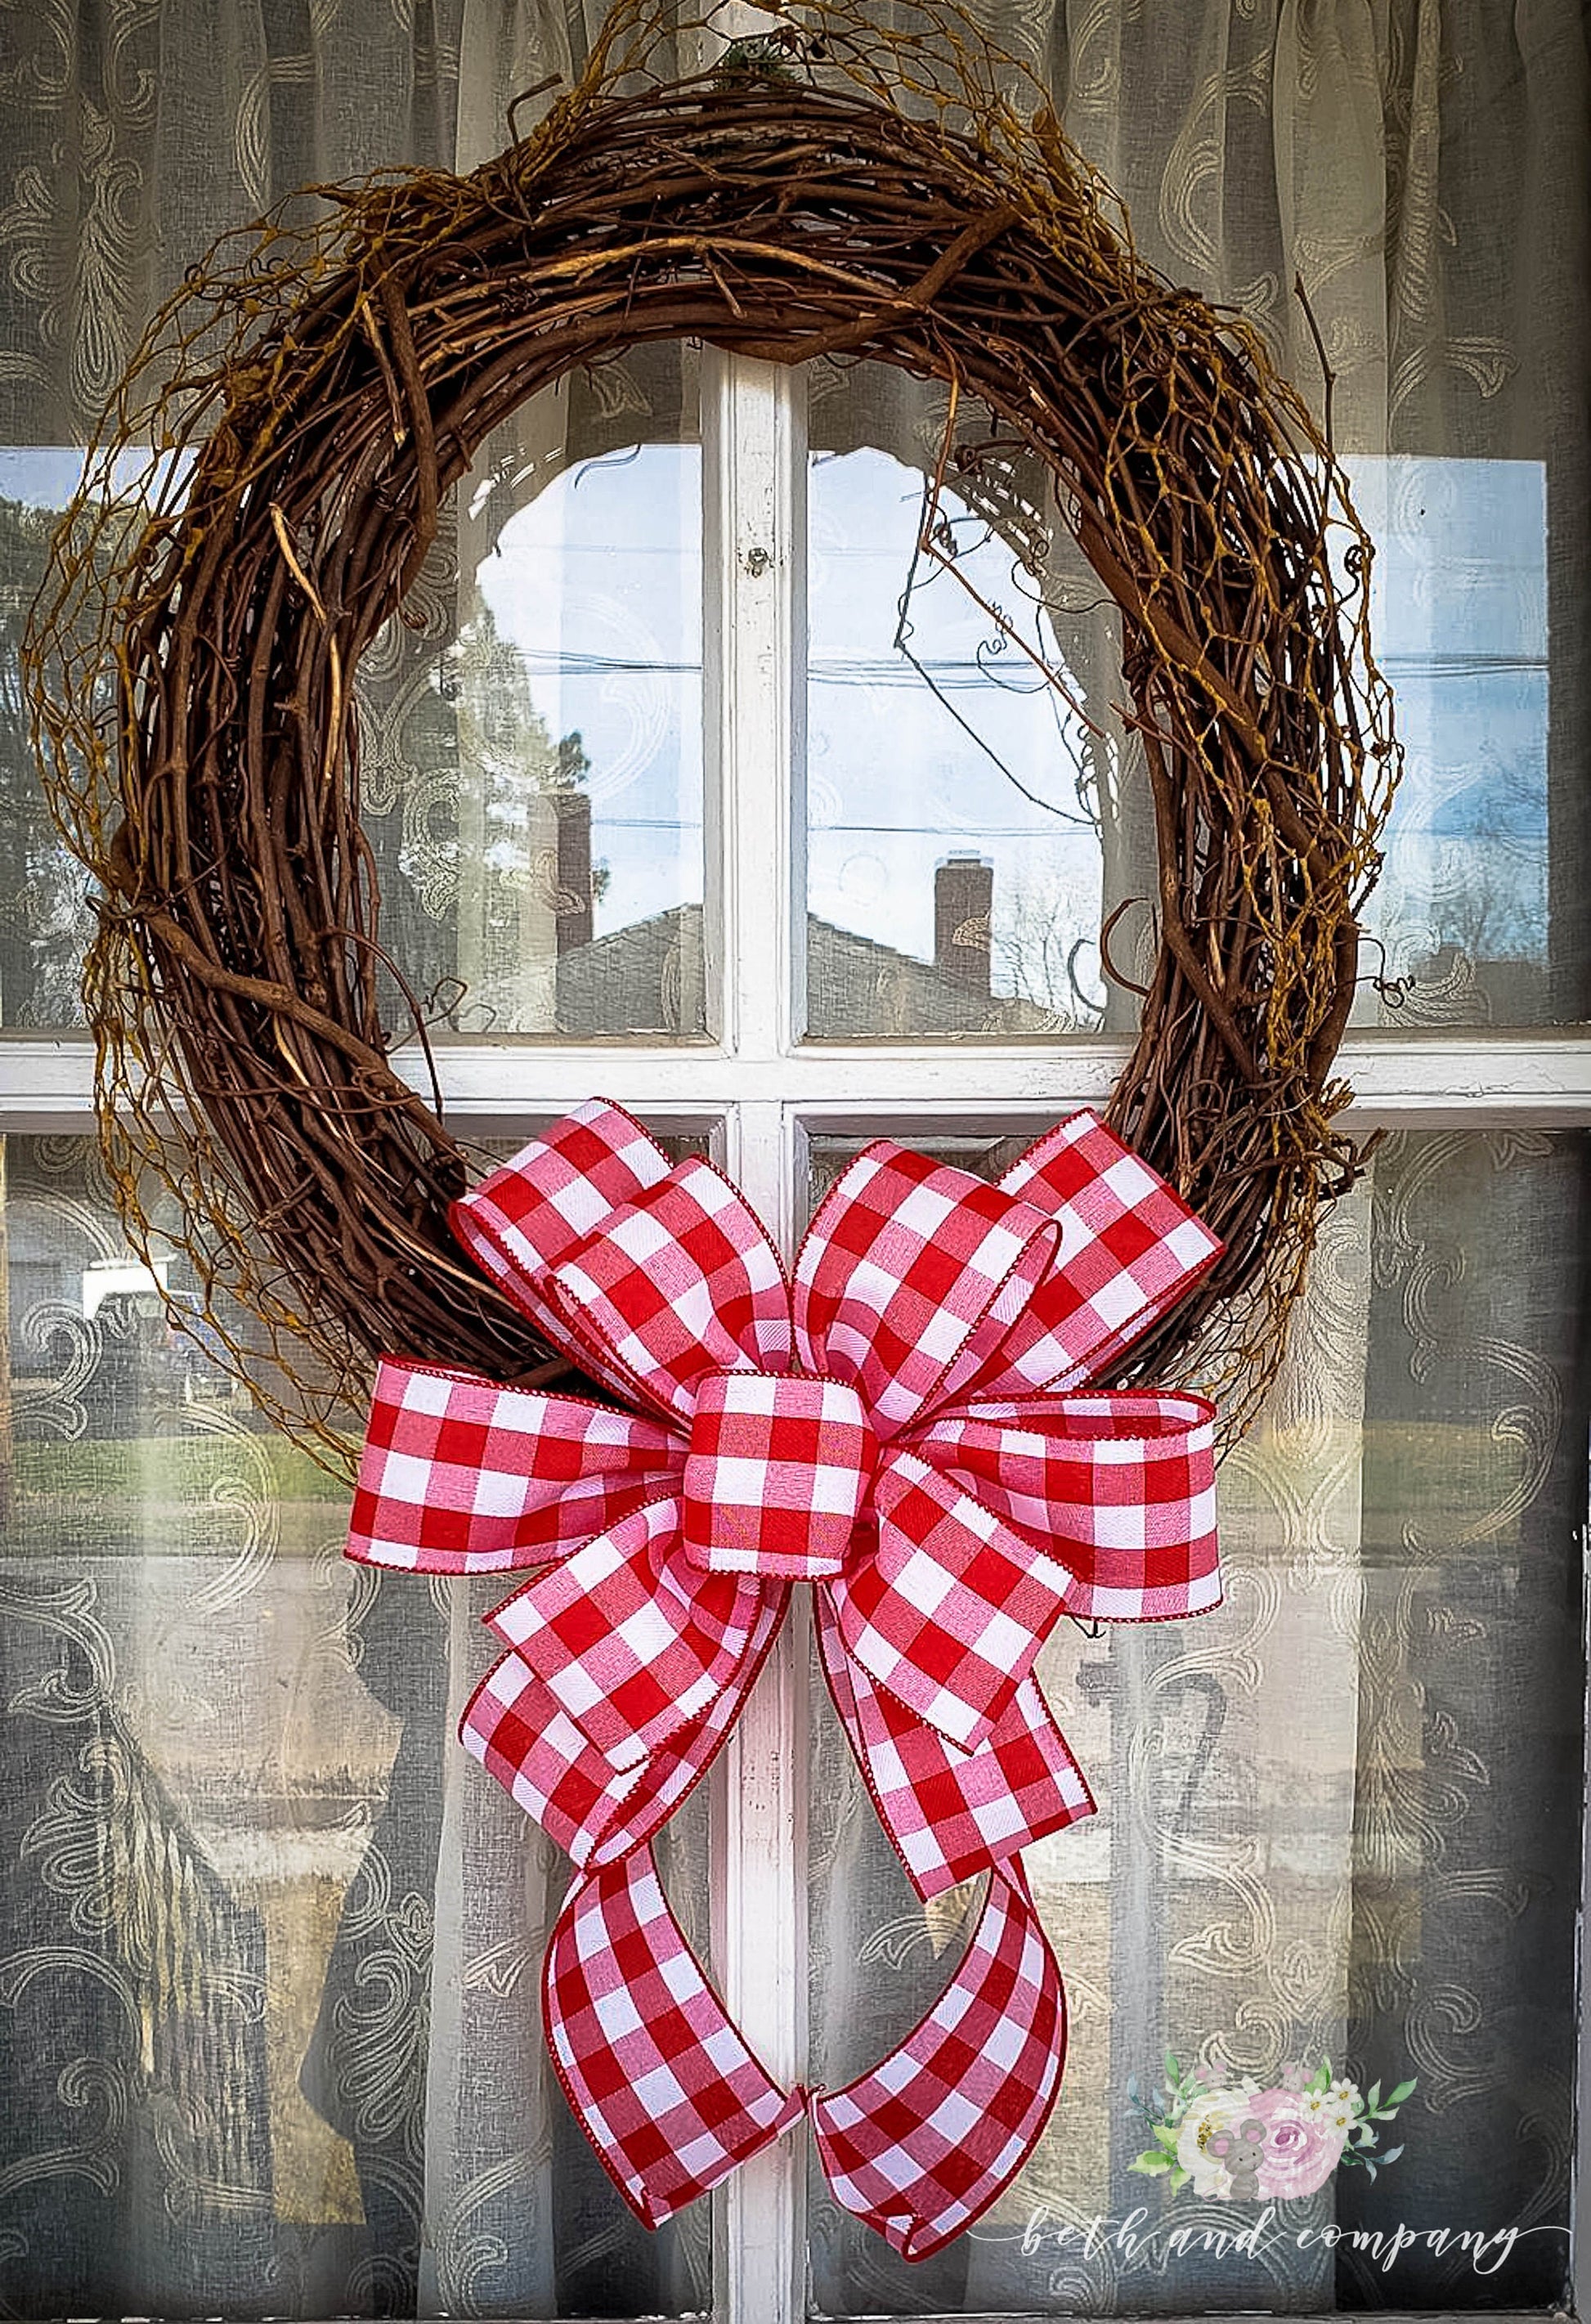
left=0, top=4, right=1586, bottom=2321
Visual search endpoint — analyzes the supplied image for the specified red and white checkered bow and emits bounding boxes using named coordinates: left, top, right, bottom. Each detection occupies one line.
left=347, top=1100, right=1223, bottom=2258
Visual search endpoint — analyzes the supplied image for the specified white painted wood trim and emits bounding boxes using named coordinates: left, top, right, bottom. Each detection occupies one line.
left=6, top=1032, right=1591, bottom=1135
left=702, top=351, right=811, bottom=2324
left=702, top=350, right=808, bottom=1063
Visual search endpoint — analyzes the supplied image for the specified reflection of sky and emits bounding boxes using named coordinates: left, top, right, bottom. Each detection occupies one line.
left=473, top=441, right=1552, bottom=1009
left=0, top=442, right=708, bottom=951
left=808, top=449, right=1103, bottom=1006
left=1345, top=455, right=1548, bottom=978
left=474, top=446, right=702, bottom=940
left=0, top=445, right=191, bottom=508
left=467, top=442, right=1110, bottom=1005
left=0, top=449, right=89, bottom=507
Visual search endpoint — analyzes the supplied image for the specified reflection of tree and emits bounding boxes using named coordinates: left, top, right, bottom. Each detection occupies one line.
left=438, top=600, right=602, bottom=1031
left=990, top=867, right=1106, bottom=1031
left=1423, top=765, right=1544, bottom=966
left=450, top=599, right=567, bottom=826
left=0, top=496, right=88, bottom=1024
left=357, top=590, right=603, bottom=1036
left=1377, top=759, right=1548, bottom=1021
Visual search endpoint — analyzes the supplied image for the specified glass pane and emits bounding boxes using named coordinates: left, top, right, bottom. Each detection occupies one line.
left=803, top=363, right=1583, bottom=1037
left=0, top=451, right=96, bottom=1025
left=2, top=352, right=706, bottom=1039
left=0, top=1133, right=710, bottom=2318
left=360, top=357, right=706, bottom=1041
left=804, top=1127, right=1583, bottom=2314
left=805, top=377, right=1117, bottom=1042
left=1348, top=456, right=1550, bottom=1025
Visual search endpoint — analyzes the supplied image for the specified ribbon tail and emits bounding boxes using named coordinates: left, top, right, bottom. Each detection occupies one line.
left=545, top=1846, right=804, bottom=2227
left=815, top=1590, right=1093, bottom=1899
left=809, top=1861, right=1064, bottom=2260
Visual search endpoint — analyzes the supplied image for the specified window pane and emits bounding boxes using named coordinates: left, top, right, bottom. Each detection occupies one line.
left=2, top=352, right=706, bottom=1039
left=805, top=375, right=1115, bottom=1042
left=803, top=363, right=1583, bottom=1038
left=359, top=357, right=706, bottom=1042
left=0, top=455, right=96, bottom=1025
left=804, top=1127, right=1583, bottom=2314
left=1347, top=456, right=1551, bottom=1025
left=0, top=1133, right=710, bottom=2318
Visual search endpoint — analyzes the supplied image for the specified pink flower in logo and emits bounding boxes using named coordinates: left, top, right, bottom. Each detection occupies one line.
left=1250, top=2088, right=1347, bottom=2199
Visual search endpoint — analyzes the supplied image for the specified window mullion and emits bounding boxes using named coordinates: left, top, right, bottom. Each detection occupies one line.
left=705, top=348, right=810, bottom=2324
left=702, top=348, right=808, bottom=1063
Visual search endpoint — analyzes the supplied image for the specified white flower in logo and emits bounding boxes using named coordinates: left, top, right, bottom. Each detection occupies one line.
left=1176, top=2090, right=1250, bottom=2198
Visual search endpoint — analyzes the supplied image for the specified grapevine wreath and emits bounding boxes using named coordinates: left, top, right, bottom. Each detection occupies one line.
left=25, top=0, right=1403, bottom=2257
left=27, top=0, right=1398, bottom=1461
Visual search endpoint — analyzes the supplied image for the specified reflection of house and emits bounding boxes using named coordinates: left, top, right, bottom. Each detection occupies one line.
left=80, top=1258, right=168, bottom=1318
left=6, top=1192, right=226, bottom=1437
left=554, top=844, right=1060, bottom=1038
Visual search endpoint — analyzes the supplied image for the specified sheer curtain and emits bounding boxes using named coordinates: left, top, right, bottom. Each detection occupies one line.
left=0, top=6, right=710, bottom=2316
left=800, top=4, right=1591, bottom=2310
left=0, top=4, right=1587, bottom=2320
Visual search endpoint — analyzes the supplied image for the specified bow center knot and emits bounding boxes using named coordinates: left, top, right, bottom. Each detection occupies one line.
left=681, top=1369, right=877, bottom=1579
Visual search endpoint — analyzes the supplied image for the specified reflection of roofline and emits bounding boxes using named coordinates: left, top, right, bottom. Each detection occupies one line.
left=571, top=899, right=985, bottom=1011
left=811, top=913, right=979, bottom=1002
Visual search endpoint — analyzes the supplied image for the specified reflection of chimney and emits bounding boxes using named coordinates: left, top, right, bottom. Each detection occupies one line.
left=553, top=790, right=594, bottom=955
left=934, top=853, right=993, bottom=995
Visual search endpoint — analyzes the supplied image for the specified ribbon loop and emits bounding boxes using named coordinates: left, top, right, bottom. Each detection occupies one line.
left=795, top=1144, right=1061, bottom=1434
left=349, top=1360, right=681, bottom=1575
left=918, top=1393, right=1220, bottom=1621
left=815, top=1593, right=1092, bottom=1900
left=548, top=1160, right=792, bottom=1422
left=831, top=1450, right=1074, bottom=1752
left=450, top=1101, right=676, bottom=1404
left=967, top=1110, right=1226, bottom=1398
left=347, top=1099, right=1225, bottom=2254
left=464, top=1586, right=788, bottom=1873
left=486, top=1496, right=773, bottom=1768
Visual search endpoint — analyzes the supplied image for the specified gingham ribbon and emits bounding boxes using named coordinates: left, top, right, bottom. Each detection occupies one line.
left=347, top=1099, right=1223, bottom=2258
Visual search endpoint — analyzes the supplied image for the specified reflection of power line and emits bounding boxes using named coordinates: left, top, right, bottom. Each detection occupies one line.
left=1378, top=652, right=1548, bottom=674
left=500, top=539, right=1040, bottom=566
left=589, top=818, right=1090, bottom=836
left=504, top=649, right=1072, bottom=689
left=496, top=651, right=703, bottom=672
left=503, top=642, right=1551, bottom=680
left=810, top=823, right=1094, bottom=837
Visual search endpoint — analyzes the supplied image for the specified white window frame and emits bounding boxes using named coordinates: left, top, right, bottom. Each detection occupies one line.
left=2, top=349, right=1589, bottom=2324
